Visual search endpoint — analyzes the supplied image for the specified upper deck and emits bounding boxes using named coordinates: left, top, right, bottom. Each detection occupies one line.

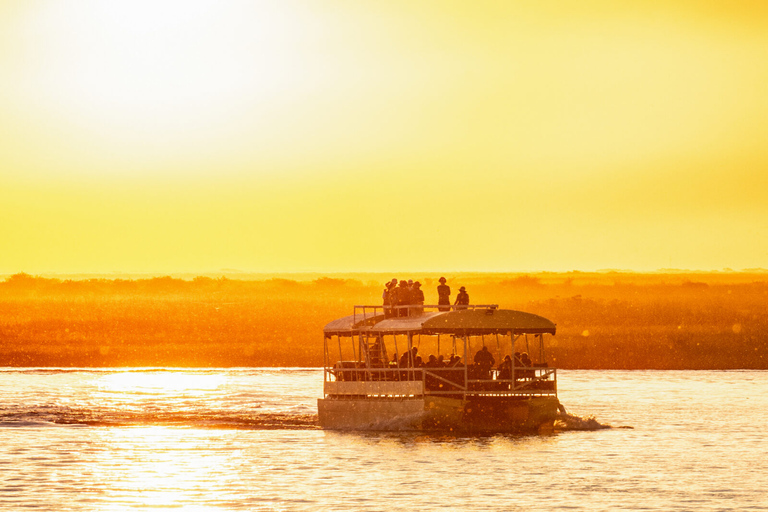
left=324, top=304, right=557, bottom=337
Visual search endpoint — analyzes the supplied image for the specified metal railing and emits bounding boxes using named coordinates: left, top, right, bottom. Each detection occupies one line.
left=326, top=364, right=556, bottom=397
left=353, top=304, right=498, bottom=327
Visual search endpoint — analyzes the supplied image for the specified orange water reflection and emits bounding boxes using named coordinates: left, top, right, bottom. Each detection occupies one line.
left=92, top=426, right=241, bottom=510
left=98, top=371, right=227, bottom=396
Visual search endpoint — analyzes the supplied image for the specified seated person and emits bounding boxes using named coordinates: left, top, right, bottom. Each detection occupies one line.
left=497, top=355, right=512, bottom=380
left=473, top=346, right=496, bottom=379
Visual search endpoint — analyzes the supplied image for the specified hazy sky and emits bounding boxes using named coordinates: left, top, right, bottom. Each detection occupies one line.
left=1, top=0, right=767, bottom=274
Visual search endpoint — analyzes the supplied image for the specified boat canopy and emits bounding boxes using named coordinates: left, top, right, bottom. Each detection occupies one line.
left=324, top=307, right=556, bottom=337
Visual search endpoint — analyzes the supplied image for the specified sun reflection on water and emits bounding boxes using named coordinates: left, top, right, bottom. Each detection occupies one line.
left=92, top=426, right=241, bottom=510
left=97, top=371, right=227, bottom=395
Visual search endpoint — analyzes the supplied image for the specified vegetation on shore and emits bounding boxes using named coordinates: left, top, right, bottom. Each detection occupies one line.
left=1, top=271, right=766, bottom=369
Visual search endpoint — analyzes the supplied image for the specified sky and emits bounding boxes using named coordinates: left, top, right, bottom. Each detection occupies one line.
left=1, top=0, right=767, bottom=275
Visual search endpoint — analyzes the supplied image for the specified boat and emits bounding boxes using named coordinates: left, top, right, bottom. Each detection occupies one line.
left=318, top=303, right=561, bottom=433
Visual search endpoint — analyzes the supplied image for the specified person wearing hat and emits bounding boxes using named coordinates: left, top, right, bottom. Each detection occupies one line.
left=437, top=277, right=451, bottom=311
left=454, top=286, right=469, bottom=310
left=385, top=279, right=401, bottom=317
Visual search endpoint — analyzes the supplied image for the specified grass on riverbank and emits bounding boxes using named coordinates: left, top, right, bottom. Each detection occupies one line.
left=1, top=271, right=766, bottom=369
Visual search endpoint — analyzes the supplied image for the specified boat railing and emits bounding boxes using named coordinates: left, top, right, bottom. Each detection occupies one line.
left=353, top=304, right=498, bottom=326
left=327, top=364, right=556, bottom=396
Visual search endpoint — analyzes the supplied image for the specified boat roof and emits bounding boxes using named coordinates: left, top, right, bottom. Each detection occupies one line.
left=324, top=307, right=556, bottom=337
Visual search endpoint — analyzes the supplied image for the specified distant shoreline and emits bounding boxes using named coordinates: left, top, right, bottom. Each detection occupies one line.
left=2, top=272, right=766, bottom=370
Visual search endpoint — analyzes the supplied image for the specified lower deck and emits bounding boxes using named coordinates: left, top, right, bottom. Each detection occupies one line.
left=318, top=394, right=560, bottom=432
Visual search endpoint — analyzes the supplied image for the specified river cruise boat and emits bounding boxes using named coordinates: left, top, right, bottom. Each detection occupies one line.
left=318, top=303, right=561, bottom=433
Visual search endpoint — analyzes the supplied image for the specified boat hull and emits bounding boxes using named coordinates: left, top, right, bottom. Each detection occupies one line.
left=317, top=395, right=559, bottom=433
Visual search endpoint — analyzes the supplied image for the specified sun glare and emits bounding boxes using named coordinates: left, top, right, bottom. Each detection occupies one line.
left=99, top=371, right=226, bottom=395
left=10, top=0, right=319, bottom=175
left=2, top=1, right=768, bottom=272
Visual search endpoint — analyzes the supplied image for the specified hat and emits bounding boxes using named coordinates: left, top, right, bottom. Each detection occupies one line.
left=459, top=286, right=466, bottom=291
left=439, top=277, right=446, bottom=283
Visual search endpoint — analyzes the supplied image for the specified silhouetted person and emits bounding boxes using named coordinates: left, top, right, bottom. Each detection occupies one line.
left=411, top=281, right=424, bottom=314
left=455, top=286, right=469, bottom=310
left=382, top=280, right=397, bottom=318
left=437, top=277, right=451, bottom=311
left=498, top=355, right=512, bottom=380
left=474, top=346, right=495, bottom=379
left=399, top=346, right=418, bottom=367
left=397, top=280, right=410, bottom=316
left=389, top=280, right=402, bottom=317
left=520, top=352, right=533, bottom=379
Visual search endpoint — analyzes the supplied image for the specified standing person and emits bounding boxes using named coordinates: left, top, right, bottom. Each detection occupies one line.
left=387, top=279, right=401, bottom=317
left=437, top=277, right=451, bottom=311
left=411, top=281, right=424, bottom=315
left=397, top=280, right=410, bottom=317
left=454, top=286, right=469, bottom=310
left=382, top=281, right=393, bottom=318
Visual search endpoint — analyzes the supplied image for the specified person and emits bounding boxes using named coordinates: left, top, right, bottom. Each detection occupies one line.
left=382, top=280, right=395, bottom=318
left=437, top=277, right=451, bottom=311
left=498, top=355, right=512, bottom=380
left=454, top=286, right=469, bottom=310
left=411, top=281, right=424, bottom=315
left=474, top=346, right=495, bottom=379
left=520, top=352, right=533, bottom=379
left=399, top=346, right=418, bottom=367
left=385, top=279, right=399, bottom=317
left=423, top=354, right=439, bottom=390
left=397, top=280, right=410, bottom=317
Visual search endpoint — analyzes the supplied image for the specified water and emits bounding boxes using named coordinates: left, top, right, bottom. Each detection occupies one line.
left=1, top=368, right=767, bottom=511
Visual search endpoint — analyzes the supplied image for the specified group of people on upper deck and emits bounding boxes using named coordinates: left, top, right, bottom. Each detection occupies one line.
left=382, top=277, right=469, bottom=318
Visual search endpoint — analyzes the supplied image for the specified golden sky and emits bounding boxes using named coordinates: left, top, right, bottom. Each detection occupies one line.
left=1, top=0, right=767, bottom=274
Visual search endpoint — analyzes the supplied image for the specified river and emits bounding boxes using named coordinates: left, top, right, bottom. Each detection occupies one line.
left=1, top=368, right=766, bottom=511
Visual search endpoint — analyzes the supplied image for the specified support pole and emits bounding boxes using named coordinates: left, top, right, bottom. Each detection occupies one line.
left=463, top=333, right=468, bottom=400
left=407, top=332, right=414, bottom=383
left=323, top=335, right=328, bottom=383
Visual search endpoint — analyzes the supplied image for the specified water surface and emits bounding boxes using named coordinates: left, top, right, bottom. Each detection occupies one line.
left=1, top=368, right=766, bottom=510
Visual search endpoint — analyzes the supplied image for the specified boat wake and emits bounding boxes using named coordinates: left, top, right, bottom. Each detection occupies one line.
left=554, top=411, right=632, bottom=431
left=0, top=406, right=320, bottom=430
